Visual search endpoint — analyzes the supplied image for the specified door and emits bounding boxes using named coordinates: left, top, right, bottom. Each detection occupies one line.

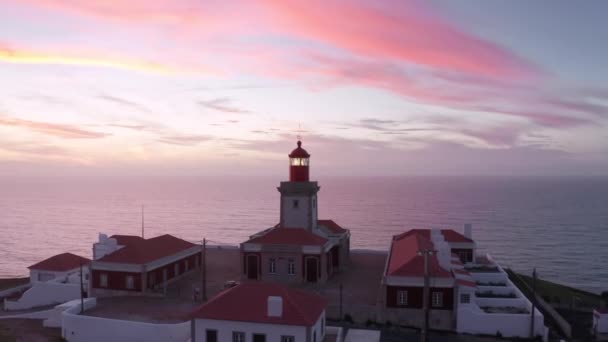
left=253, top=334, right=266, bottom=342
left=306, top=257, right=318, bottom=282
left=247, top=254, right=259, bottom=280
left=205, top=329, right=217, bottom=342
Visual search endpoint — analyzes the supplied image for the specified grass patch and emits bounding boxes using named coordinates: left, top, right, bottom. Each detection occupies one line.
left=514, top=272, right=601, bottom=308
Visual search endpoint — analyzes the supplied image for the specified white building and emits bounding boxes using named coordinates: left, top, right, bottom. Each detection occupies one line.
left=380, top=225, right=548, bottom=340
left=28, top=252, right=90, bottom=283
left=191, top=282, right=329, bottom=342
left=594, top=308, right=608, bottom=335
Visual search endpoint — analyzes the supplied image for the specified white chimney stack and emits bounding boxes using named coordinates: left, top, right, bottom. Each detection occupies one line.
left=267, top=296, right=283, bottom=318
left=464, top=223, right=472, bottom=239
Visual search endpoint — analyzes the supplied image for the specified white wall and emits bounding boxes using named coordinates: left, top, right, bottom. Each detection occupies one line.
left=282, top=194, right=315, bottom=229
left=475, top=297, right=527, bottom=309
left=457, top=306, right=545, bottom=338
left=595, top=312, right=608, bottom=333
left=62, top=300, right=190, bottom=342
left=4, top=280, right=81, bottom=310
left=194, top=318, right=307, bottom=342
left=325, top=326, right=343, bottom=342
left=310, top=311, right=325, bottom=342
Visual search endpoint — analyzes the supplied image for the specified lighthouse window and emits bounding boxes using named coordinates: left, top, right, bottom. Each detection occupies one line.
left=293, top=200, right=299, bottom=209
left=313, top=198, right=316, bottom=209
left=290, top=158, right=309, bottom=166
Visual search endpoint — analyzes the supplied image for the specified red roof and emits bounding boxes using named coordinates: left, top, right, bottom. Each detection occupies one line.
left=98, top=234, right=196, bottom=264
left=28, top=253, right=90, bottom=272
left=288, top=141, right=310, bottom=158
left=394, top=229, right=473, bottom=243
left=110, top=235, right=144, bottom=246
left=386, top=231, right=451, bottom=278
left=247, top=227, right=327, bottom=246
left=192, top=282, right=327, bottom=326
left=317, top=220, right=347, bottom=234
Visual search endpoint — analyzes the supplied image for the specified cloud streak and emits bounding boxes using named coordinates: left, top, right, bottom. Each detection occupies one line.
left=157, top=134, right=213, bottom=146
left=0, top=42, right=207, bottom=75
left=198, top=98, right=250, bottom=114
left=0, top=116, right=111, bottom=139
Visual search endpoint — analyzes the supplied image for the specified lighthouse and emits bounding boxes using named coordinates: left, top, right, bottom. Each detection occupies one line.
left=279, top=140, right=320, bottom=231
left=240, top=138, right=350, bottom=284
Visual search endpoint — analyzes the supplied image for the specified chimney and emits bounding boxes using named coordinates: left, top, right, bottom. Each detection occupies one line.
left=267, top=296, right=283, bottom=318
left=464, top=223, right=472, bottom=240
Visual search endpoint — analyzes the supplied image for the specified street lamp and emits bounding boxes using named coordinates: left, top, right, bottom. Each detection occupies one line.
left=418, top=249, right=434, bottom=342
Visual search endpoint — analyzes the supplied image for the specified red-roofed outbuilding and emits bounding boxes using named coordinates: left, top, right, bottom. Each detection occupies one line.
left=191, top=282, right=328, bottom=342
left=28, top=252, right=90, bottom=282
left=90, top=233, right=200, bottom=296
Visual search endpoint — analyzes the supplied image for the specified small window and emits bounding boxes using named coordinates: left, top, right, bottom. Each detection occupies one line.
left=281, top=336, right=295, bottom=342
left=313, top=198, right=316, bottom=209
left=293, top=199, right=299, bottom=209
left=253, top=334, right=266, bottom=342
left=174, top=263, right=179, bottom=277
left=287, top=258, right=295, bottom=275
left=100, top=273, right=108, bottom=287
left=313, top=330, right=317, bottom=342
left=460, top=293, right=471, bottom=304
left=126, top=275, right=135, bottom=289
left=398, top=290, right=408, bottom=306
left=232, top=331, right=245, bottom=342
left=432, top=291, right=443, bottom=307
left=206, top=329, right=218, bottom=342
left=269, top=258, right=277, bottom=274
left=185, top=260, right=189, bottom=271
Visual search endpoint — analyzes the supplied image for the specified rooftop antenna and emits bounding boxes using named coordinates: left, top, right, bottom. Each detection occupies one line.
left=296, top=122, right=303, bottom=142
left=141, top=205, right=145, bottom=239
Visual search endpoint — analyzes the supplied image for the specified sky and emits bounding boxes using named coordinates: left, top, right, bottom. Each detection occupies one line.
left=0, top=0, right=607, bottom=177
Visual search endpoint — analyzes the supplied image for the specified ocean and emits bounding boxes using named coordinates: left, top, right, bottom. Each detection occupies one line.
left=0, top=176, right=606, bottom=293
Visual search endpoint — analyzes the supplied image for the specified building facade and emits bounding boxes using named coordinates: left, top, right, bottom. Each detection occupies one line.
left=89, top=233, right=200, bottom=296
left=191, top=282, right=328, bottom=342
left=380, top=228, right=471, bottom=330
left=28, top=252, right=90, bottom=283
left=240, top=140, right=350, bottom=284
left=380, top=225, right=547, bottom=339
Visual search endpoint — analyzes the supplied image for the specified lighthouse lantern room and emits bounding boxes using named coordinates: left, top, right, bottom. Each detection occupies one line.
left=289, top=140, right=310, bottom=182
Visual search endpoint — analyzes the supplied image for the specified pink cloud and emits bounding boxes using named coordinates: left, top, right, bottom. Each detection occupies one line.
left=260, top=0, right=540, bottom=79
left=0, top=116, right=111, bottom=139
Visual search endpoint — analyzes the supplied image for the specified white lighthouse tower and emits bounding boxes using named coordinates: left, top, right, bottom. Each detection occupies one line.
left=278, top=140, right=320, bottom=231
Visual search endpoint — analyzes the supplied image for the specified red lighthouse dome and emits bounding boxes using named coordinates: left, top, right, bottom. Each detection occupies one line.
left=288, top=140, right=310, bottom=182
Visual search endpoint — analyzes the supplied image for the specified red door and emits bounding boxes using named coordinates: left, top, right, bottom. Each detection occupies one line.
left=247, top=255, right=259, bottom=280
left=306, top=257, right=318, bottom=282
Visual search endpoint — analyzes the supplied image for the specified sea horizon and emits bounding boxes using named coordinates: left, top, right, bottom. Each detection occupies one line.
left=1, top=175, right=606, bottom=294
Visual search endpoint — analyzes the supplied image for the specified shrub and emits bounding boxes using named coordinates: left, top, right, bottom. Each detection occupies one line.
left=602, top=291, right=608, bottom=300
left=495, top=330, right=502, bottom=338
left=344, top=313, right=354, bottom=323
left=365, top=319, right=375, bottom=327
left=385, top=320, right=392, bottom=328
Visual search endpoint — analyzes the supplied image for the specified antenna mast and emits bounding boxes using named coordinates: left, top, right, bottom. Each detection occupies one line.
left=141, top=205, right=145, bottom=239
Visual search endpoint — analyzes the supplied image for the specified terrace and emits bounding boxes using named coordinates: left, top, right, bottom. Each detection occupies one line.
left=480, top=306, right=529, bottom=314
left=456, top=253, right=547, bottom=339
